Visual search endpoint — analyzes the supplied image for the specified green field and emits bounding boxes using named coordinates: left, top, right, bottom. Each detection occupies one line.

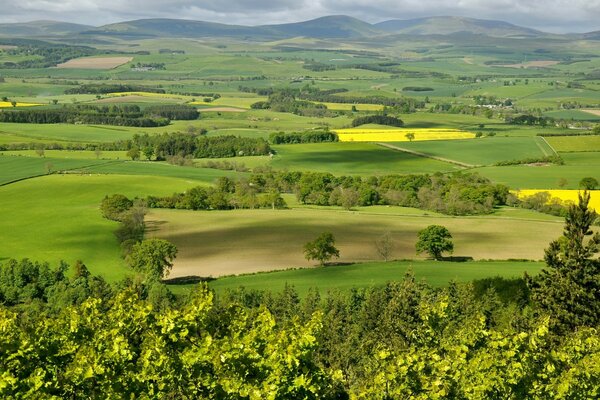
left=0, top=174, right=196, bottom=281
left=0, top=155, right=116, bottom=185
left=391, top=136, right=551, bottom=166
left=208, top=260, right=544, bottom=296
left=545, top=135, right=600, bottom=152
left=271, top=142, right=462, bottom=175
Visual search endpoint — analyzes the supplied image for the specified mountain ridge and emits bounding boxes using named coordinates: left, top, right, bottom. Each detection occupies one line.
left=0, top=16, right=597, bottom=40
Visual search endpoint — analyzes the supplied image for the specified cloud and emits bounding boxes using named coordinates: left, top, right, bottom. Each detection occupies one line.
left=0, top=0, right=598, bottom=33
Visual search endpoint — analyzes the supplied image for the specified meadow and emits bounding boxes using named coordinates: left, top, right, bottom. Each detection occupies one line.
left=270, top=142, right=461, bottom=175
left=208, top=260, right=545, bottom=296
left=146, top=207, right=563, bottom=278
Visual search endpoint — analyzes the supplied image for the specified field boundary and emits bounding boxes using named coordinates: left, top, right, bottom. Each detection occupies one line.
left=376, top=142, right=477, bottom=168
left=536, top=136, right=558, bottom=157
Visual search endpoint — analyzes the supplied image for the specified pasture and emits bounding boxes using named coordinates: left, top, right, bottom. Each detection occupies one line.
left=0, top=174, right=197, bottom=281
left=208, top=260, right=545, bottom=296
left=271, top=142, right=461, bottom=175
left=146, top=207, right=563, bottom=278
left=392, top=136, right=550, bottom=166
left=544, top=135, right=600, bottom=152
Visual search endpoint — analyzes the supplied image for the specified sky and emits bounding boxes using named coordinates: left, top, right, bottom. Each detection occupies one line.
left=1, top=0, right=599, bottom=33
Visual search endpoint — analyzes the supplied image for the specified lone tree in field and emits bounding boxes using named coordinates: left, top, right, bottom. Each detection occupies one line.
left=126, top=238, right=178, bottom=281
left=415, top=225, right=454, bottom=260
left=527, top=191, right=600, bottom=334
left=304, top=232, right=340, bottom=266
left=579, top=177, right=598, bottom=190
left=375, top=231, right=394, bottom=262
left=405, top=132, right=415, bottom=142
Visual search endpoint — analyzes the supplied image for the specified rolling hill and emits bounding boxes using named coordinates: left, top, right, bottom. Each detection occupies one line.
left=375, top=16, right=545, bottom=38
left=0, top=16, right=558, bottom=40
left=0, top=20, right=93, bottom=37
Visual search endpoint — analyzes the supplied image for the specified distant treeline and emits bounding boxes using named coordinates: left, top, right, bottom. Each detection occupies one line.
left=402, top=86, right=434, bottom=92
left=269, top=130, right=338, bottom=144
left=64, top=84, right=166, bottom=95
left=352, top=115, right=404, bottom=127
left=505, top=114, right=554, bottom=126
left=251, top=90, right=333, bottom=117
left=126, top=132, right=271, bottom=159
left=0, top=104, right=198, bottom=127
left=241, top=86, right=425, bottom=113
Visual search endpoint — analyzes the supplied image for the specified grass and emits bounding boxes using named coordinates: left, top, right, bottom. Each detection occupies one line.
left=394, top=136, right=550, bottom=166
left=146, top=207, right=563, bottom=278
left=208, top=260, right=544, bottom=296
left=545, top=136, right=600, bottom=152
left=474, top=165, right=600, bottom=189
left=78, top=161, right=244, bottom=185
left=0, top=155, right=116, bottom=185
left=271, top=142, right=461, bottom=175
left=0, top=174, right=197, bottom=281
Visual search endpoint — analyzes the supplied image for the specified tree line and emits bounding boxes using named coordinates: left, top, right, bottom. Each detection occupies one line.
left=0, top=104, right=198, bottom=127
left=137, top=170, right=509, bottom=216
left=269, top=129, right=338, bottom=144
left=64, top=84, right=166, bottom=95
left=0, top=194, right=597, bottom=397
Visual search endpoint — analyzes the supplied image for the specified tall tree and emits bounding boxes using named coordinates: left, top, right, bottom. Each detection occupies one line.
left=528, top=191, right=600, bottom=334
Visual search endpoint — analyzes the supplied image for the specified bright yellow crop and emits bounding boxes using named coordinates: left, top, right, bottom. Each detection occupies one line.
left=514, top=190, right=600, bottom=212
left=334, top=128, right=475, bottom=142
left=0, top=101, right=42, bottom=108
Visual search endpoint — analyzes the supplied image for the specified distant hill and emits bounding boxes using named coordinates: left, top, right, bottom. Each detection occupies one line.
left=0, top=15, right=556, bottom=40
left=0, top=21, right=93, bottom=37
left=264, top=16, right=381, bottom=38
left=375, top=16, right=545, bottom=38
left=583, top=30, right=600, bottom=40
left=83, top=18, right=263, bottom=38
left=85, top=15, right=382, bottom=39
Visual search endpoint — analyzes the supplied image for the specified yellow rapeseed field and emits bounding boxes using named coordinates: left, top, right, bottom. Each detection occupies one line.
left=0, top=101, right=42, bottom=108
left=514, top=190, right=600, bottom=212
left=335, top=128, right=475, bottom=142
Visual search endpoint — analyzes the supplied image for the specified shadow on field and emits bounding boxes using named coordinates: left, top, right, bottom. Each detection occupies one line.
left=163, top=275, right=215, bottom=285
left=146, top=220, right=168, bottom=233
left=440, top=256, right=474, bottom=262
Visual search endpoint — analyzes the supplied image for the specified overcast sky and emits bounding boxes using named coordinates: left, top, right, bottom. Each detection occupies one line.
left=1, top=0, right=599, bottom=33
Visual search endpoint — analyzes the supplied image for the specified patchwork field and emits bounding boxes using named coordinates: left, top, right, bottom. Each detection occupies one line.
left=544, top=135, right=600, bottom=152
left=335, top=128, right=476, bottom=142
left=57, top=56, right=133, bottom=69
left=147, top=207, right=563, bottom=278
